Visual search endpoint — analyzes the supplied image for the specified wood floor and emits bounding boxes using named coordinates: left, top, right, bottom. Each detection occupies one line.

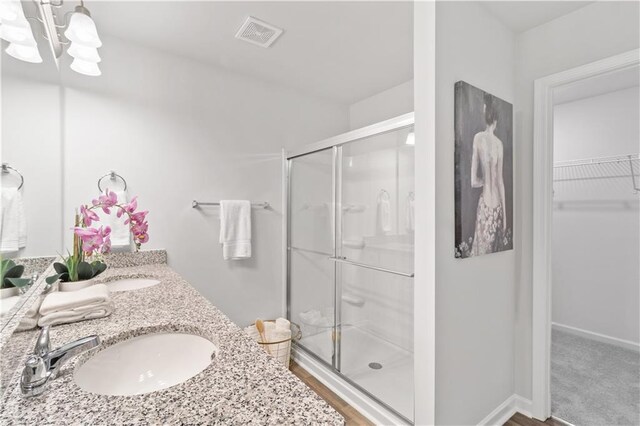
left=290, top=361, right=374, bottom=425
left=505, top=412, right=569, bottom=426
left=291, top=361, right=563, bottom=426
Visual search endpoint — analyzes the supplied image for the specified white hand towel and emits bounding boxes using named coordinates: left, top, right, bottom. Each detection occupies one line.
left=98, top=189, right=131, bottom=248
left=219, top=200, right=251, bottom=260
left=376, top=190, right=391, bottom=235
left=406, top=192, right=415, bottom=233
left=0, top=188, right=26, bottom=253
left=38, top=302, right=114, bottom=327
left=39, top=284, right=111, bottom=316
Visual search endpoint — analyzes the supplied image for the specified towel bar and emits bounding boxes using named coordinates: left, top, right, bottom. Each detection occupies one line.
left=192, top=200, right=270, bottom=209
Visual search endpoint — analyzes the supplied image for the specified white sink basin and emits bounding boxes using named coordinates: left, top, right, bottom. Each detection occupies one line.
left=74, top=333, right=217, bottom=396
left=105, top=278, right=160, bottom=292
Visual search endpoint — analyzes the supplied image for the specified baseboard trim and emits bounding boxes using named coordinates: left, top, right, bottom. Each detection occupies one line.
left=477, top=394, right=532, bottom=426
left=552, top=322, right=640, bottom=352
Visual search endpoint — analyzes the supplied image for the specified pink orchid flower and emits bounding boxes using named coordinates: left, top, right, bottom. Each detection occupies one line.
left=80, top=205, right=100, bottom=227
left=118, top=196, right=138, bottom=218
left=74, top=226, right=111, bottom=255
left=135, top=233, right=149, bottom=244
left=92, top=190, right=118, bottom=214
left=131, top=222, right=148, bottom=235
left=125, top=210, right=148, bottom=226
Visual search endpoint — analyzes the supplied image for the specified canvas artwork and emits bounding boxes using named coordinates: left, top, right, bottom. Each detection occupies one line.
left=454, top=81, right=513, bottom=258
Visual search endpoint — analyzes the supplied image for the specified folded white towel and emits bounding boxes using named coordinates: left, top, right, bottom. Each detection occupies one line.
left=39, top=284, right=111, bottom=316
left=98, top=189, right=131, bottom=248
left=264, top=321, right=276, bottom=334
left=17, top=316, right=38, bottom=331
left=0, top=188, right=26, bottom=253
left=267, top=328, right=291, bottom=342
left=275, top=317, right=290, bottom=331
left=219, top=200, right=251, bottom=260
left=38, top=303, right=114, bottom=327
left=376, top=190, right=391, bottom=235
left=299, top=309, right=332, bottom=328
left=17, top=293, right=44, bottom=331
left=0, top=295, right=21, bottom=317
left=342, top=238, right=365, bottom=249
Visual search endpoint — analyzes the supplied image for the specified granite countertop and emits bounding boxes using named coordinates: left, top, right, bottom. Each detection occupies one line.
left=0, top=262, right=343, bottom=425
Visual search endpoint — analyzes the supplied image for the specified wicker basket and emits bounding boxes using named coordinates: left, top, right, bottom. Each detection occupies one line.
left=249, top=320, right=301, bottom=367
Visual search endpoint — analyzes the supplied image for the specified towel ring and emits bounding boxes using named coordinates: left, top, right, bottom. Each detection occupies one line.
left=1, top=163, right=24, bottom=190
left=97, top=171, right=127, bottom=192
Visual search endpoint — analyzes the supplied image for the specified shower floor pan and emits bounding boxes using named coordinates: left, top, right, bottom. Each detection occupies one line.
left=298, top=325, right=414, bottom=421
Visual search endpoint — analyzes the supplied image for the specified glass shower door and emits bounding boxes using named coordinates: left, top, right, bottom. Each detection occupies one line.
left=335, top=126, right=415, bottom=422
left=288, top=148, right=336, bottom=365
left=287, top=119, right=415, bottom=423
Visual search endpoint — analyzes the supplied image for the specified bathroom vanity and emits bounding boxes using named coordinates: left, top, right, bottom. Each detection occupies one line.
left=0, top=251, right=343, bottom=425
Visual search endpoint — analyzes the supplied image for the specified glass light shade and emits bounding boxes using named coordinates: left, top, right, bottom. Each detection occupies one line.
left=0, top=24, right=37, bottom=46
left=5, top=43, right=42, bottom=63
left=67, top=42, right=101, bottom=63
left=70, top=58, right=101, bottom=76
left=405, top=131, right=415, bottom=145
left=0, top=1, right=22, bottom=24
left=64, top=12, right=102, bottom=48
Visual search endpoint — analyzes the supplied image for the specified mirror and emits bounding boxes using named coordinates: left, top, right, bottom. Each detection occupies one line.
left=0, top=0, right=63, bottom=329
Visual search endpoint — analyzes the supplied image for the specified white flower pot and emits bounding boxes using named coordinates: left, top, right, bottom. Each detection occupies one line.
left=58, top=278, right=97, bottom=292
left=0, top=287, right=20, bottom=299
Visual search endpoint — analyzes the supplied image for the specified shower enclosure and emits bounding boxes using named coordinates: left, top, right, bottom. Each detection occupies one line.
left=286, top=114, right=415, bottom=423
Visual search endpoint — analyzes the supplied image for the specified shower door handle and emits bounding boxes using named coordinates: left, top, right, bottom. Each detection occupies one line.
left=328, top=257, right=414, bottom=278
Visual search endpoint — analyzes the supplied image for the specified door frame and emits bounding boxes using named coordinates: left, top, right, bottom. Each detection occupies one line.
left=531, top=48, right=640, bottom=420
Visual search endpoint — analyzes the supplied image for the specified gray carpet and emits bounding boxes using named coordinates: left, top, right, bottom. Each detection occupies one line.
left=551, top=328, right=640, bottom=425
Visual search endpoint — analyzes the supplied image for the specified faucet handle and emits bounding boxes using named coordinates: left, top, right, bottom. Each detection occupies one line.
left=20, top=355, right=48, bottom=396
left=34, top=326, right=51, bottom=357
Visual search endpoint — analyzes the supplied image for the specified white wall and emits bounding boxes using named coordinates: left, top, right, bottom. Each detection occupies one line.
left=433, top=3, right=516, bottom=424
left=1, top=75, right=63, bottom=258
left=514, top=1, right=640, bottom=400
left=62, top=36, right=350, bottom=327
left=552, top=87, right=639, bottom=344
left=349, top=80, right=414, bottom=130
left=554, top=87, right=640, bottom=162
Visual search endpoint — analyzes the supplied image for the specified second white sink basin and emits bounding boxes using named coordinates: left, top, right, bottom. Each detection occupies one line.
left=74, top=332, right=217, bottom=396
left=105, top=278, right=160, bottom=292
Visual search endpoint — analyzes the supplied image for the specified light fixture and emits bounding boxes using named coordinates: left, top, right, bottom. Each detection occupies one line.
left=0, top=0, right=103, bottom=76
left=63, top=3, right=102, bottom=76
left=0, top=0, right=38, bottom=49
left=70, top=57, right=100, bottom=76
left=64, top=5, right=101, bottom=48
left=0, top=0, right=24, bottom=25
left=0, top=24, right=37, bottom=46
left=67, top=41, right=100, bottom=62
left=5, top=42, right=42, bottom=63
left=405, top=131, right=415, bottom=146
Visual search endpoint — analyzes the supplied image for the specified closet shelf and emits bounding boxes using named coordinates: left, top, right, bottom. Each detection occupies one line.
left=553, top=153, right=640, bottom=192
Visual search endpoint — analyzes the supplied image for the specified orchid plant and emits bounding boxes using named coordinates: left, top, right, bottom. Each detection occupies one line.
left=47, top=190, right=149, bottom=284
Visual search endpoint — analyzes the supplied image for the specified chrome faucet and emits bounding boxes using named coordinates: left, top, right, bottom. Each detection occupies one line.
left=21, top=326, right=100, bottom=397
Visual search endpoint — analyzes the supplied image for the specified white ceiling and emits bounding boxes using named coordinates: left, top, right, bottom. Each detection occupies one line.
left=554, top=64, right=640, bottom=105
left=87, top=1, right=414, bottom=104
left=480, top=1, right=593, bottom=33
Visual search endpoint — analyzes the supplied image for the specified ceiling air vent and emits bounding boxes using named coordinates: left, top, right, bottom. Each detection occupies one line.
left=235, top=16, right=284, bottom=48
